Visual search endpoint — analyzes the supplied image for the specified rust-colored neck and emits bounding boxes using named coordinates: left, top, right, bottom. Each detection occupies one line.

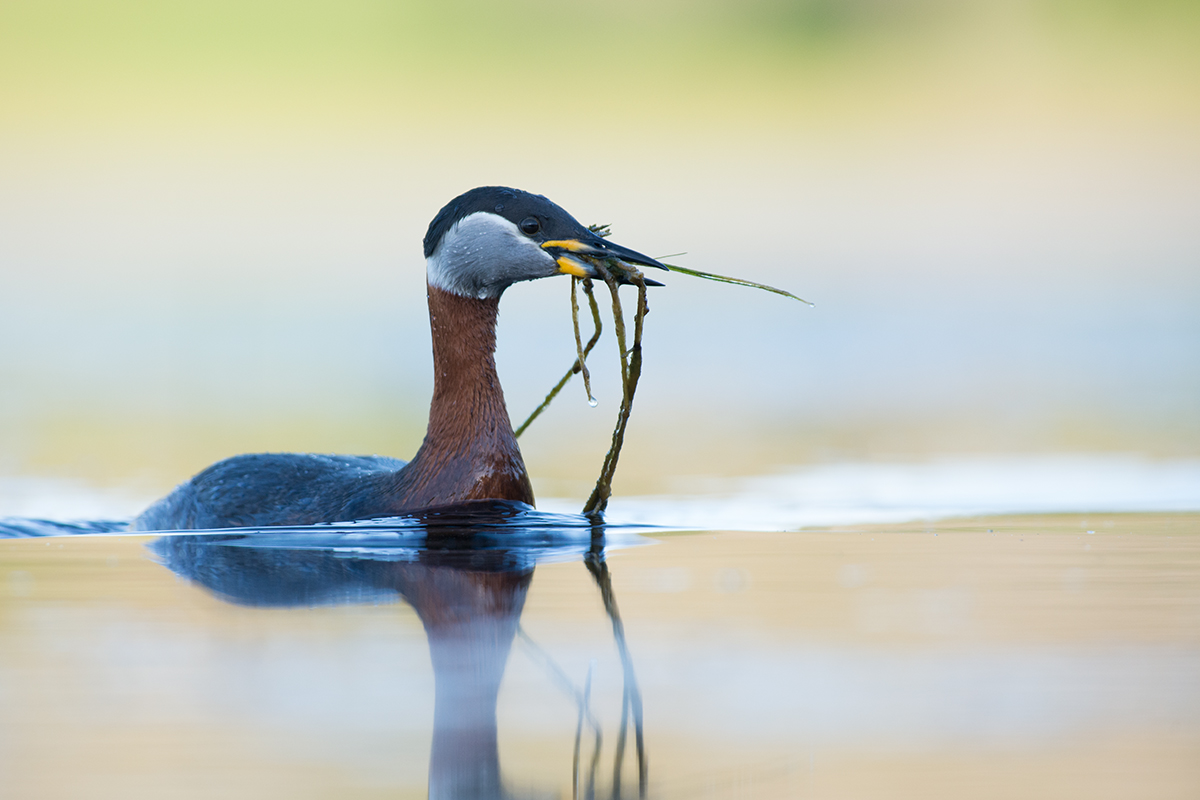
left=390, top=284, right=534, bottom=510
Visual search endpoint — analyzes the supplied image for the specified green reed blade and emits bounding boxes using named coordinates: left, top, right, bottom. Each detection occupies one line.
left=663, top=262, right=814, bottom=306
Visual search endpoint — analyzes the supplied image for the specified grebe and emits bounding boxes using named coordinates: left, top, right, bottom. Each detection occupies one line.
left=130, top=187, right=665, bottom=531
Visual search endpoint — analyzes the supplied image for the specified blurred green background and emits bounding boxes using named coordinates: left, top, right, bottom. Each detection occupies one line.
left=1, top=0, right=1197, bottom=501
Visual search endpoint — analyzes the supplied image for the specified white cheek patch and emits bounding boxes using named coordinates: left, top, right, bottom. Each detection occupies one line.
left=426, top=212, right=554, bottom=299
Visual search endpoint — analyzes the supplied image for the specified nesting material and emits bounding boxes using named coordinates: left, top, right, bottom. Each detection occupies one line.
left=514, top=259, right=646, bottom=518
left=513, top=278, right=603, bottom=438
left=582, top=262, right=647, bottom=517
left=516, top=228, right=806, bottom=518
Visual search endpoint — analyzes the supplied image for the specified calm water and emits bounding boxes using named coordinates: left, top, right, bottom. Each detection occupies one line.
left=1, top=496, right=1198, bottom=800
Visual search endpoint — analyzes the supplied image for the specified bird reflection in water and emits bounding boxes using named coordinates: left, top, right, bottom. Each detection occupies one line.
left=150, top=502, right=647, bottom=800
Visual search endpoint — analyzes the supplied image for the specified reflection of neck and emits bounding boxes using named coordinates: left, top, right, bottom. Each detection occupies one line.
left=392, top=285, right=534, bottom=512
left=397, top=565, right=533, bottom=800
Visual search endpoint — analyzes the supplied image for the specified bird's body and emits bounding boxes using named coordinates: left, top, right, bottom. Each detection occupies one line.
left=130, top=187, right=664, bottom=531
left=133, top=453, right=408, bottom=530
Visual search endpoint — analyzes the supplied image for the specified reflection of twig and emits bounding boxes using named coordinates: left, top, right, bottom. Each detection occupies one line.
left=516, top=536, right=648, bottom=799
left=516, top=626, right=603, bottom=799
left=585, top=664, right=603, bottom=800
left=611, top=684, right=630, bottom=796
left=517, top=626, right=603, bottom=738
left=585, top=542, right=647, bottom=799
left=573, top=663, right=593, bottom=800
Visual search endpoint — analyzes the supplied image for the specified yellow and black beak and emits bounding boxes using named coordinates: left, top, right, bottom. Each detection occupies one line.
left=541, top=234, right=669, bottom=286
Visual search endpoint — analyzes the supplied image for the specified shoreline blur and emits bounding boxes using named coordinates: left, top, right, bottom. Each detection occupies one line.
left=2, top=0, right=1197, bottom=488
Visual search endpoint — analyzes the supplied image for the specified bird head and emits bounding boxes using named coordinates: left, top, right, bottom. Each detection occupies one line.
left=423, top=186, right=667, bottom=299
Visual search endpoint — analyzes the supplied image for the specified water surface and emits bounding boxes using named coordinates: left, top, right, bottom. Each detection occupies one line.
left=2, top=508, right=1197, bottom=799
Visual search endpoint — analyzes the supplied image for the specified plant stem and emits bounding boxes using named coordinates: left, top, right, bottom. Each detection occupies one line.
left=514, top=278, right=602, bottom=438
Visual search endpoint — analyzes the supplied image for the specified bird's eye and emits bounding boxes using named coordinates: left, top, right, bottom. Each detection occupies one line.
left=519, top=217, right=541, bottom=235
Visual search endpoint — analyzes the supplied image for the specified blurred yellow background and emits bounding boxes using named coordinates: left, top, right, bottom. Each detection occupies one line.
left=1, top=0, right=1197, bottom=499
